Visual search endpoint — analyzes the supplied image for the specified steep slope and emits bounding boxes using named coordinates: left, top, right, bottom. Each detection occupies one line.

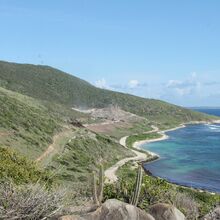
left=0, top=87, right=61, bottom=159
left=0, top=147, right=52, bottom=185
left=49, top=129, right=134, bottom=186
left=0, top=60, right=217, bottom=129
left=0, top=86, right=135, bottom=193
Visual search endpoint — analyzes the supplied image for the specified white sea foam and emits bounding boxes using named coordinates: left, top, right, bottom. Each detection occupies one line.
left=210, top=124, right=220, bottom=128
left=209, top=127, right=218, bottom=130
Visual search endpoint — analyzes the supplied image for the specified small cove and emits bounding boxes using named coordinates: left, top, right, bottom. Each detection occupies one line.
left=142, top=118, right=220, bottom=192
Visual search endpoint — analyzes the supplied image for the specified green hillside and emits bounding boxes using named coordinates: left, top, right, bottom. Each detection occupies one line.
left=0, top=147, right=52, bottom=185
left=0, top=87, right=61, bottom=159
left=49, top=130, right=134, bottom=187
left=0, top=60, right=219, bottom=215
left=0, top=60, right=217, bottom=129
left=0, top=86, right=134, bottom=192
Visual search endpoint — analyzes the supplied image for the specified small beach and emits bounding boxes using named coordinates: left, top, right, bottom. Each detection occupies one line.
left=132, top=124, right=186, bottom=159
left=139, top=121, right=220, bottom=193
left=133, top=120, right=220, bottom=160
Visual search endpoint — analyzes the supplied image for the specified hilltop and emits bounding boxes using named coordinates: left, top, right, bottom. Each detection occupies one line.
left=0, top=60, right=217, bottom=130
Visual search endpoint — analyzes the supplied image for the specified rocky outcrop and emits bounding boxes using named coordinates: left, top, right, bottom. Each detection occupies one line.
left=149, top=203, right=185, bottom=220
left=83, top=199, right=155, bottom=220
left=203, top=206, right=220, bottom=220
left=59, top=200, right=187, bottom=220
left=59, top=199, right=155, bottom=220
left=59, top=215, right=85, bottom=220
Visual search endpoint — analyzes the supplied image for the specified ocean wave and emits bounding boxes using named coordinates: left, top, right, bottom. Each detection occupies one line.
left=210, top=124, right=220, bottom=128
left=206, top=124, right=220, bottom=131
left=209, top=127, right=220, bottom=130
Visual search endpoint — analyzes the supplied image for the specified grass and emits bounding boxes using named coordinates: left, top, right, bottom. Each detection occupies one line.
left=0, top=85, right=137, bottom=202
left=126, top=132, right=162, bottom=148
left=0, top=87, right=138, bottom=205
left=49, top=130, right=134, bottom=184
left=104, top=162, right=220, bottom=219
left=37, top=129, right=78, bottom=167
left=0, top=87, right=89, bottom=160
left=0, top=87, right=62, bottom=159
left=44, top=129, right=135, bottom=201
left=107, top=120, right=153, bottom=140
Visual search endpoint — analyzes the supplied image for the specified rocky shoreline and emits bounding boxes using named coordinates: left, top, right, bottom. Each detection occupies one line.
left=134, top=120, right=220, bottom=195
left=133, top=120, right=220, bottom=163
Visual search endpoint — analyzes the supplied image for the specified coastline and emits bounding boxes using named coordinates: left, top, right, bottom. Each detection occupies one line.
left=132, top=120, right=220, bottom=194
left=105, top=119, right=220, bottom=192
left=132, top=124, right=186, bottom=160
left=133, top=119, right=220, bottom=154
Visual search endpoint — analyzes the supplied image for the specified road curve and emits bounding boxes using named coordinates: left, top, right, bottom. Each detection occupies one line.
left=104, top=126, right=160, bottom=183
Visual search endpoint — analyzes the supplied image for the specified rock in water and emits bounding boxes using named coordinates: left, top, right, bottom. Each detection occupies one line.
left=149, top=203, right=186, bottom=220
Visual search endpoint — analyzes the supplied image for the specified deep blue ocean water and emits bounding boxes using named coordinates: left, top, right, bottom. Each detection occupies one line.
left=143, top=108, right=220, bottom=192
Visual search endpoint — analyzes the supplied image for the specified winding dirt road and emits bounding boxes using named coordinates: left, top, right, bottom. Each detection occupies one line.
left=104, top=126, right=159, bottom=183
left=36, top=121, right=158, bottom=183
left=35, top=129, right=75, bottom=163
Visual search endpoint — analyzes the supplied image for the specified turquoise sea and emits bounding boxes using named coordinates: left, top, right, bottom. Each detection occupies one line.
left=142, top=108, right=220, bottom=192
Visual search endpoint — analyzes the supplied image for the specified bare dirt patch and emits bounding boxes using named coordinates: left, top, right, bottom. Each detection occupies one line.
left=73, top=105, right=148, bottom=136
left=0, top=131, right=11, bottom=137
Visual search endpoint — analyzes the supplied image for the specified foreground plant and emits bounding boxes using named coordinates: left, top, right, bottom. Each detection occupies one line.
left=92, top=164, right=104, bottom=206
left=130, top=165, right=143, bottom=206
left=0, top=181, right=65, bottom=220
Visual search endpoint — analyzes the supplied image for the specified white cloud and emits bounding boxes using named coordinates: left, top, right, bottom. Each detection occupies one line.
left=165, top=72, right=201, bottom=97
left=128, top=80, right=140, bottom=89
left=94, top=78, right=108, bottom=89
left=93, top=78, right=149, bottom=98
left=166, top=80, right=182, bottom=88
left=92, top=72, right=220, bottom=107
left=175, top=87, right=192, bottom=96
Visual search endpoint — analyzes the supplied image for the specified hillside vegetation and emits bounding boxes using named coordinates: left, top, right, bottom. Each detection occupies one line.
left=104, top=162, right=220, bottom=219
left=0, top=85, right=133, bottom=170
left=0, top=147, right=52, bottom=185
left=49, top=129, right=134, bottom=186
left=0, top=60, right=219, bottom=218
left=0, top=85, right=135, bottom=199
left=0, top=60, right=217, bottom=129
left=0, top=87, right=61, bottom=159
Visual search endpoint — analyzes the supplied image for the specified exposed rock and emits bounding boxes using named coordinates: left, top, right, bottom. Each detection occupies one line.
left=203, top=206, right=220, bottom=220
left=69, top=119, right=84, bottom=128
left=59, top=199, right=155, bottom=220
left=149, top=203, right=185, bottom=220
left=58, top=215, right=85, bottom=220
left=83, top=199, right=155, bottom=220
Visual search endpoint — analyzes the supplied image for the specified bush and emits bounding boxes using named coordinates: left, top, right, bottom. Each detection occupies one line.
left=105, top=161, right=220, bottom=218
left=126, top=132, right=162, bottom=149
left=172, top=192, right=199, bottom=220
left=0, top=147, right=53, bottom=186
left=0, top=182, right=65, bottom=220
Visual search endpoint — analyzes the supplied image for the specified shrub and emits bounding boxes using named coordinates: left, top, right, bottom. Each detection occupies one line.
left=172, top=192, right=199, bottom=220
left=0, top=147, right=53, bottom=186
left=0, top=182, right=65, bottom=220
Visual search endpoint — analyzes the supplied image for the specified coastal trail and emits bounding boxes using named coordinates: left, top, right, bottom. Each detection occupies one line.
left=104, top=125, right=160, bottom=183
left=104, top=121, right=213, bottom=183
left=35, top=129, right=76, bottom=165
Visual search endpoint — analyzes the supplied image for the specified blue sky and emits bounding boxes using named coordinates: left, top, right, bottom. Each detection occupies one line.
left=0, top=0, right=220, bottom=106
